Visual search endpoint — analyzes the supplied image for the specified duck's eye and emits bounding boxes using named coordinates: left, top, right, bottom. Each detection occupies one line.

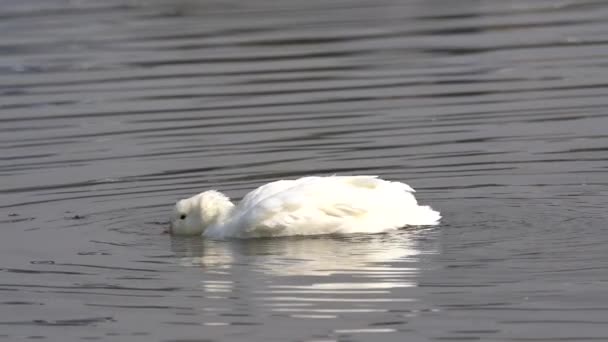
left=180, top=214, right=186, bottom=220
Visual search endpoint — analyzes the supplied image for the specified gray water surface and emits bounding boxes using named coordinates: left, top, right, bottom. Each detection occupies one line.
left=1, top=0, right=608, bottom=341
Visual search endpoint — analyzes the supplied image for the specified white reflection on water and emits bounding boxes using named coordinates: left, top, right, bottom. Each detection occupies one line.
left=172, top=230, right=428, bottom=283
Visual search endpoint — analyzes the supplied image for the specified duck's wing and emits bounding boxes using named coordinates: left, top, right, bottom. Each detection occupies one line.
left=237, top=177, right=321, bottom=211
left=239, top=176, right=421, bottom=237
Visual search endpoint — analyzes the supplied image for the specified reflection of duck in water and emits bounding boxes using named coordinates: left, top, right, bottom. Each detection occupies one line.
left=169, top=176, right=440, bottom=238
left=173, top=232, right=423, bottom=278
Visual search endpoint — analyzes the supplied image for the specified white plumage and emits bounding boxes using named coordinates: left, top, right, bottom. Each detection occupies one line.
left=169, top=176, right=440, bottom=238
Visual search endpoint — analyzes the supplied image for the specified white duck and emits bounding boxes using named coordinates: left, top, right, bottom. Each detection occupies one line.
left=169, top=175, right=440, bottom=238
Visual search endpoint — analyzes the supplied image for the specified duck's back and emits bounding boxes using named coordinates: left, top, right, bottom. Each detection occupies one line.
left=207, top=176, right=440, bottom=238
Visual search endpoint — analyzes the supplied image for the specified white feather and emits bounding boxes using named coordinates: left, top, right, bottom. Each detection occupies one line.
left=169, top=175, right=440, bottom=238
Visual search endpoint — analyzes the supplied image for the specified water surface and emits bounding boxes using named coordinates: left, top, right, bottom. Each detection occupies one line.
left=1, top=0, right=608, bottom=341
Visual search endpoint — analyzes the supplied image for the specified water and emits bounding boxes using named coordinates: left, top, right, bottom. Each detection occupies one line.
left=1, top=0, right=608, bottom=341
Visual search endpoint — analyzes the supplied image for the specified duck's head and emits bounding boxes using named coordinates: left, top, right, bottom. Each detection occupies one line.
left=169, top=190, right=234, bottom=235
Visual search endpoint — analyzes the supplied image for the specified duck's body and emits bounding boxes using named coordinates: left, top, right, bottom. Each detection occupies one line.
left=170, top=176, right=440, bottom=238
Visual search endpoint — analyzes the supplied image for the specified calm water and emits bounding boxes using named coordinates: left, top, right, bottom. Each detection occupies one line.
left=1, top=0, right=608, bottom=341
